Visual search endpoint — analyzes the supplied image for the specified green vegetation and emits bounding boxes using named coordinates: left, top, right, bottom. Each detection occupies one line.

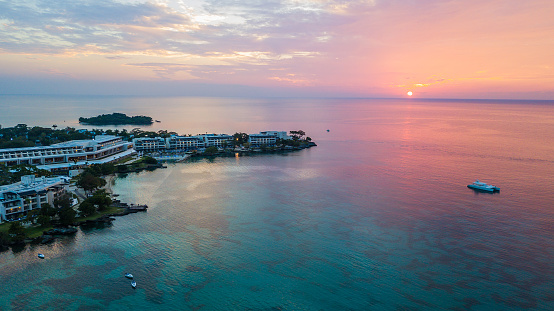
left=289, top=130, right=306, bottom=140
left=204, top=146, right=219, bottom=155
left=0, top=124, right=95, bottom=149
left=232, top=132, right=249, bottom=146
left=0, top=189, right=121, bottom=246
left=116, top=156, right=159, bottom=173
left=76, top=205, right=125, bottom=222
left=143, top=156, right=158, bottom=164
left=0, top=124, right=183, bottom=152
left=53, top=194, right=76, bottom=225
left=7, top=221, right=26, bottom=243
left=82, top=190, right=112, bottom=212
left=76, top=173, right=107, bottom=195
left=0, top=164, right=52, bottom=186
left=79, top=113, right=153, bottom=125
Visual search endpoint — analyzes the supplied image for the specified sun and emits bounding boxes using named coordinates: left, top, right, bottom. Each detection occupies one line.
left=407, top=91, right=413, bottom=96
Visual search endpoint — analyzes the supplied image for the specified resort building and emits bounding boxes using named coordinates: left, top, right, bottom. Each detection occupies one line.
left=248, top=131, right=290, bottom=147
left=248, top=134, right=277, bottom=147
left=132, top=131, right=291, bottom=152
left=197, top=134, right=233, bottom=148
left=134, top=134, right=234, bottom=152
left=0, top=135, right=135, bottom=173
left=259, top=131, right=290, bottom=140
left=166, top=136, right=203, bottom=151
left=132, top=137, right=167, bottom=152
left=0, top=175, right=69, bottom=222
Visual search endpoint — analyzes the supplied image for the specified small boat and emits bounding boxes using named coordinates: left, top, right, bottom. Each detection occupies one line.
left=125, top=273, right=134, bottom=279
left=38, top=253, right=45, bottom=259
left=467, top=180, right=500, bottom=192
left=131, top=281, right=137, bottom=288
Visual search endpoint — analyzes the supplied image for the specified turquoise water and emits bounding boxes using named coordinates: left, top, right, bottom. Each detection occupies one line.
left=1, top=97, right=554, bottom=310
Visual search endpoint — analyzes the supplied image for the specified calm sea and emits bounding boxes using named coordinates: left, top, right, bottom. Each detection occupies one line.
left=1, top=96, right=554, bottom=310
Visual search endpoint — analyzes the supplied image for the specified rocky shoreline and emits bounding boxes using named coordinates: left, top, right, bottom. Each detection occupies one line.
left=0, top=195, right=148, bottom=250
left=38, top=202, right=148, bottom=245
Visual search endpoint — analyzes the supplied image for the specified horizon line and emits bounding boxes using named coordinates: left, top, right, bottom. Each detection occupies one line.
left=1, top=93, right=553, bottom=103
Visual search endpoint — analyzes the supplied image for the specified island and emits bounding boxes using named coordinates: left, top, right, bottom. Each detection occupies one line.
left=79, top=113, right=153, bottom=125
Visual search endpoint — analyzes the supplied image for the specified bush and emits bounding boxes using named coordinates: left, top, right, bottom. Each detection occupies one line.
left=204, top=146, right=218, bottom=155
left=143, top=156, right=158, bottom=164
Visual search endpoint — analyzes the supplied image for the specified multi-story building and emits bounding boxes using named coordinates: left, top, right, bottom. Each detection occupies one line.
left=0, top=175, right=69, bottom=222
left=0, top=135, right=134, bottom=172
left=166, top=136, right=203, bottom=151
left=249, top=134, right=277, bottom=147
left=248, top=131, right=291, bottom=147
left=131, top=131, right=290, bottom=152
left=259, top=131, right=290, bottom=140
left=197, top=134, right=233, bottom=148
left=132, top=137, right=167, bottom=152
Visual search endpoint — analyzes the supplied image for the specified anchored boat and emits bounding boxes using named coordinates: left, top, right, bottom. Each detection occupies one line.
left=467, top=180, right=500, bottom=192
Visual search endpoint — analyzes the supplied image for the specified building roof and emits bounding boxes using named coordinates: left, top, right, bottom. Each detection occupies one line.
left=0, top=176, right=65, bottom=196
left=0, top=135, right=122, bottom=153
left=36, top=148, right=136, bottom=171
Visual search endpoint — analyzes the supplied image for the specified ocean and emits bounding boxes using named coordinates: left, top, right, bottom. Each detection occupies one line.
left=1, top=96, right=554, bottom=310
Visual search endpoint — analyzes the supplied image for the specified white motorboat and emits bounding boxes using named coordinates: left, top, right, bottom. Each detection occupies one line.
left=38, top=253, right=45, bottom=259
left=125, top=273, right=133, bottom=279
left=467, top=180, right=500, bottom=192
left=131, top=280, right=137, bottom=288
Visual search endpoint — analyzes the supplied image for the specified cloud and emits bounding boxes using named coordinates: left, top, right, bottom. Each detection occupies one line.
left=124, top=62, right=195, bottom=79
left=0, top=0, right=552, bottom=98
left=105, top=55, right=129, bottom=60
left=0, top=0, right=358, bottom=56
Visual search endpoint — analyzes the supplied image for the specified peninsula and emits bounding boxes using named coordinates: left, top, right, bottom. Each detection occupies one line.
left=0, top=125, right=316, bottom=251
left=79, top=112, right=153, bottom=125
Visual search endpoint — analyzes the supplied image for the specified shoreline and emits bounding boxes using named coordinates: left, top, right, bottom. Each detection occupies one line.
left=102, top=174, right=116, bottom=194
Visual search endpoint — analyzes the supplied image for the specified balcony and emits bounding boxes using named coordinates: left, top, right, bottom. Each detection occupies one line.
left=6, top=207, right=22, bottom=214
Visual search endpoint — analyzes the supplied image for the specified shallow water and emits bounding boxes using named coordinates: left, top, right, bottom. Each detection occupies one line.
left=1, top=97, right=553, bottom=310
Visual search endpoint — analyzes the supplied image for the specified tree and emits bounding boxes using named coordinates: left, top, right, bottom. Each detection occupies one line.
left=204, top=146, right=218, bottom=155
left=289, top=130, right=306, bottom=141
left=78, top=201, right=97, bottom=217
left=76, top=173, right=106, bottom=195
left=8, top=221, right=26, bottom=243
left=37, top=214, right=52, bottom=227
left=8, top=221, right=25, bottom=236
left=26, top=209, right=39, bottom=224
left=232, top=132, right=249, bottom=146
left=143, top=156, right=158, bottom=164
left=40, top=204, right=57, bottom=217
left=53, top=193, right=72, bottom=210
left=58, top=207, right=76, bottom=225
left=86, top=190, right=112, bottom=211
left=84, top=163, right=115, bottom=177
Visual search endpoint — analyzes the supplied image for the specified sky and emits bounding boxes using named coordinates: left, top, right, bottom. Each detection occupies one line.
left=0, top=0, right=553, bottom=99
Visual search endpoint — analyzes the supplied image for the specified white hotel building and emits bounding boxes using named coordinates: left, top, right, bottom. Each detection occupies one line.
left=0, top=175, right=69, bottom=222
left=133, top=134, right=234, bottom=152
left=248, top=132, right=288, bottom=147
left=0, top=135, right=135, bottom=173
left=133, top=132, right=289, bottom=152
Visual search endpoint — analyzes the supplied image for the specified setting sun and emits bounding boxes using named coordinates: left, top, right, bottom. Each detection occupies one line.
left=407, top=91, right=413, bottom=96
